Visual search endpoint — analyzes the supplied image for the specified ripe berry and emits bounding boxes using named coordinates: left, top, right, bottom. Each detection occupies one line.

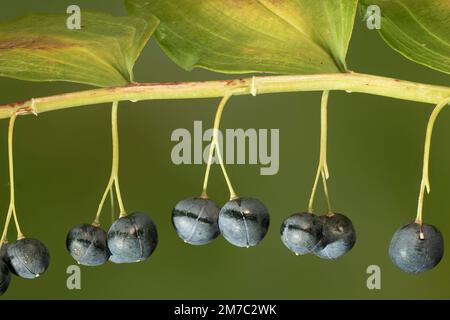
left=0, top=242, right=10, bottom=270
left=172, top=197, right=220, bottom=245
left=389, top=222, right=444, bottom=273
left=280, top=212, right=322, bottom=255
left=218, top=197, right=270, bottom=248
left=107, top=212, right=158, bottom=263
left=0, top=260, right=10, bottom=296
left=314, top=213, right=356, bottom=260
left=0, top=242, right=8, bottom=261
left=0, top=244, right=11, bottom=296
left=6, top=238, right=50, bottom=279
left=66, top=224, right=110, bottom=266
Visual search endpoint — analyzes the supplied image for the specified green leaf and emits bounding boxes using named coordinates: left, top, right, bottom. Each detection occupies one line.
left=0, top=12, right=159, bottom=87
left=126, top=0, right=358, bottom=74
left=361, top=0, right=450, bottom=74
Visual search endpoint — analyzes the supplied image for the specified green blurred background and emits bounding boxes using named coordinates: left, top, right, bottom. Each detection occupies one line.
left=1, top=1, right=449, bottom=299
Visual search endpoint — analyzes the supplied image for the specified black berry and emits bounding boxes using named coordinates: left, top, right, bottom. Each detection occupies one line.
left=0, top=242, right=8, bottom=262
left=107, top=212, right=158, bottom=263
left=389, top=222, right=444, bottom=273
left=172, top=197, right=220, bottom=245
left=0, top=243, right=11, bottom=296
left=313, top=213, right=356, bottom=259
left=280, top=212, right=322, bottom=255
left=218, top=197, right=270, bottom=248
left=66, top=224, right=110, bottom=266
left=6, top=238, right=50, bottom=279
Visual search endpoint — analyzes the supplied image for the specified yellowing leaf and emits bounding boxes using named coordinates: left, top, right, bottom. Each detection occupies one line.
left=0, top=12, right=159, bottom=87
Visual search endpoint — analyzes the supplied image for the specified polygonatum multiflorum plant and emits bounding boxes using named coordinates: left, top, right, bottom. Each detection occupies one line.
left=0, top=0, right=449, bottom=295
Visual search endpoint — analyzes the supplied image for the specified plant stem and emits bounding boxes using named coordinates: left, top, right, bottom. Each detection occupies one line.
left=0, top=112, right=24, bottom=244
left=110, top=187, right=115, bottom=222
left=308, top=91, right=332, bottom=213
left=415, top=98, right=450, bottom=229
left=111, top=102, right=127, bottom=217
left=93, top=177, right=114, bottom=226
left=201, top=95, right=237, bottom=200
left=93, top=102, right=126, bottom=226
left=215, top=134, right=238, bottom=200
left=307, top=167, right=321, bottom=213
left=0, top=73, right=449, bottom=119
left=321, top=171, right=332, bottom=214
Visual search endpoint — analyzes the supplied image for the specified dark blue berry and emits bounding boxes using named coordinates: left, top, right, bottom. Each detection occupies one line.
left=389, top=222, right=444, bottom=273
left=107, top=212, right=158, bottom=263
left=280, top=212, right=322, bottom=255
left=0, top=260, right=10, bottom=296
left=314, top=213, right=356, bottom=260
left=66, top=224, right=110, bottom=266
left=172, top=197, right=220, bottom=245
left=218, top=197, right=270, bottom=248
left=6, top=238, right=50, bottom=279
left=0, top=243, right=11, bottom=296
left=0, top=242, right=8, bottom=261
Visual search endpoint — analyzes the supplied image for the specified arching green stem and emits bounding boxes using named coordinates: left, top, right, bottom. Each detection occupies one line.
left=1, top=73, right=449, bottom=120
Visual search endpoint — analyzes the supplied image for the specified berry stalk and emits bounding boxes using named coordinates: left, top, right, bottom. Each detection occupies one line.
left=308, top=91, right=332, bottom=213
left=201, top=94, right=237, bottom=200
left=415, top=98, right=450, bottom=229
left=93, top=101, right=127, bottom=226
left=0, top=111, right=25, bottom=245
